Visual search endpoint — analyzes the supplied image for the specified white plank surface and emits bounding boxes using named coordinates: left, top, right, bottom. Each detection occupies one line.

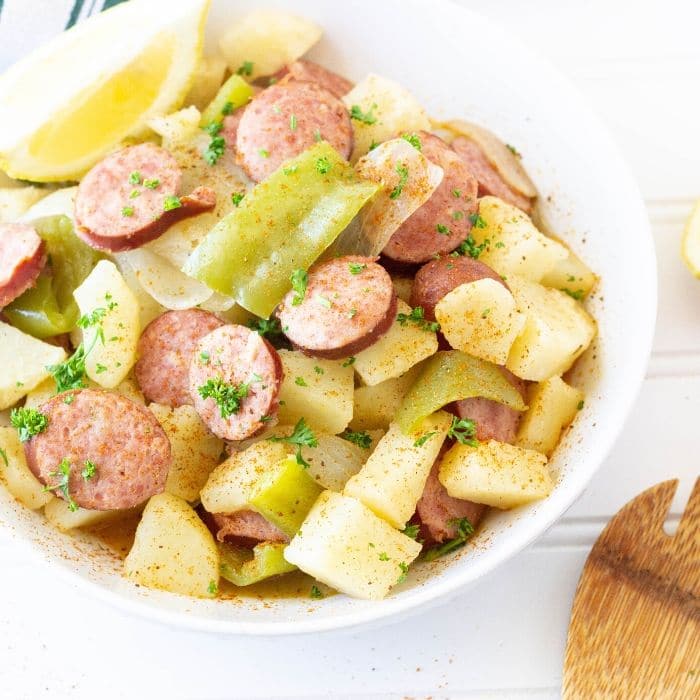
left=1, top=1, right=699, bottom=697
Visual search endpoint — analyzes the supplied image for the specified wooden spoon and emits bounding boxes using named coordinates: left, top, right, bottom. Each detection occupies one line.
left=563, top=479, right=700, bottom=698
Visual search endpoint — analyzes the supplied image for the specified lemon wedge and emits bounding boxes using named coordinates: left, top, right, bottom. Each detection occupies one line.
left=0, top=0, right=210, bottom=182
left=682, top=200, right=700, bottom=278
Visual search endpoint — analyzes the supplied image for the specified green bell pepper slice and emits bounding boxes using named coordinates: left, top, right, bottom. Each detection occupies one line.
left=182, top=142, right=380, bottom=317
left=249, top=455, right=323, bottom=537
left=199, top=74, right=253, bottom=126
left=218, top=542, right=296, bottom=586
left=4, top=215, right=102, bottom=338
left=396, top=350, right=528, bottom=433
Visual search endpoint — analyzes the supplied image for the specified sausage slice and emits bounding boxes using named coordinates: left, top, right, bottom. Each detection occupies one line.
left=276, top=60, right=353, bottom=98
left=189, top=324, right=284, bottom=441
left=211, top=511, right=289, bottom=545
left=382, top=132, right=479, bottom=263
left=451, top=136, right=533, bottom=213
left=236, top=81, right=353, bottom=182
left=0, top=223, right=46, bottom=308
left=25, top=389, right=171, bottom=511
left=75, top=143, right=216, bottom=252
left=135, top=309, right=225, bottom=408
left=276, top=255, right=397, bottom=359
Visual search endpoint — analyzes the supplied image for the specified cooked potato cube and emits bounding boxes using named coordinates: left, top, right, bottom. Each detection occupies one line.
left=0, top=322, right=66, bottom=410
left=473, top=197, right=568, bottom=282
left=149, top=404, right=223, bottom=502
left=277, top=350, right=354, bottom=434
left=0, top=186, right=48, bottom=222
left=44, top=497, right=138, bottom=532
left=183, top=54, right=227, bottom=111
left=342, top=74, right=431, bottom=161
left=124, top=492, right=219, bottom=598
left=147, top=106, right=201, bottom=148
left=344, top=412, right=452, bottom=528
left=506, top=275, right=597, bottom=381
left=540, top=248, right=598, bottom=299
left=435, top=279, right=526, bottom=364
left=350, top=365, right=422, bottom=431
left=353, top=300, right=437, bottom=386
left=516, top=376, right=584, bottom=456
left=0, top=426, right=52, bottom=509
left=73, top=260, right=140, bottom=389
left=439, top=440, right=552, bottom=509
left=284, top=491, right=422, bottom=600
left=218, top=9, right=322, bottom=79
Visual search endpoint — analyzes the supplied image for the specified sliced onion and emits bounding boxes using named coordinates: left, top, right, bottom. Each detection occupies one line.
left=19, top=185, right=77, bottom=223
left=438, top=119, right=537, bottom=199
left=334, top=138, right=443, bottom=256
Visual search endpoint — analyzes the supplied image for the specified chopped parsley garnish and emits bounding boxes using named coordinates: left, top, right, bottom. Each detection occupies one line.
left=197, top=378, right=250, bottom=419
left=290, top=268, right=308, bottom=306
left=269, top=417, right=318, bottom=468
left=231, top=192, right=245, bottom=207
left=310, top=585, right=323, bottom=599
left=347, top=308, right=358, bottom=319
left=481, top=308, right=491, bottom=319
left=128, top=171, right=142, bottom=185
left=208, top=580, right=218, bottom=595
left=221, top=101, right=234, bottom=116
left=313, top=129, right=322, bottom=142
left=10, top=407, right=48, bottom=442
left=203, top=132, right=226, bottom=165
left=121, top=206, right=134, bottom=217
left=236, top=60, right=254, bottom=76
left=295, top=376, right=308, bottom=387
left=0, top=448, right=7, bottom=467
left=163, top=195, right=182, bottom=211
left=283, top=164, right=299, bottom=175
left=63, top=394, right=74, bottom=405
left=494, top=241, right=505, bottom=249
left=389, top=163, right=409, bottom=200
left=129, top=189, right=140, bottom=199
left=413, top=431, right=437, bottom=448
left=577, top=400, right=585, bottom=410
left=436, top=223, right=450, bottom=235
left=452, top=210, right=464, bottom=221
left=423, top=517, right=475, bottom=561
left=143, top=178, right=160, bottom=190
left=396, top=306, right=440, bottom=333
left=506, top=143, right=521, bottom=157
left=77, top=307, right=107, bottom=337
left=44, top=458, right=78, bottom=512
left=316, top=156, right=332, bottom=174
left=314, top=365, right=324, bottom=375
left=95, top=363, right=108, bottom=374
left=378, top=552, right=389, bottom=561
left=289, top=114, right=298, bottom=131
left=342, top=356, right=356, bottom=367
left=402, top=523, right=421, bottom=540
left=402, top=132, right=422, bottom=150
left=348, top=262, right=366, bottom=275
left=452, top=234, right=489, bottom=260
left=258, top=148, right=270, bottom=158
left=452, top=189, right=462, bottom=198
left=396, top=562, right=409, bottom=584
left=469, top=213, right=487, bottom=229
left=81, top=460, right=97, bottom=481
left=564, top=288, right=585, bottom=301
left=200, top=351, right=210, bottom=364
left=248, top=317, right=284, bottom=340
left=316, top=295, right=331, bottom=309
left=447, top=416, right=478, bottom=446
left=260, top=415, right=273, bottom=423
left=368, top=140, right=380, bottom=151
left=340, top=429, right=372, bottom=449
left=48, top=344, right=90, bottom=393
left=203, top=121, right=222, bottom=137
left=350, top=103, right=377, bottom=125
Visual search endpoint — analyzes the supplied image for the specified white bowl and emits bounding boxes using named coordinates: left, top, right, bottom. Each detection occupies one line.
left=0, top=0, right=656, bottom=635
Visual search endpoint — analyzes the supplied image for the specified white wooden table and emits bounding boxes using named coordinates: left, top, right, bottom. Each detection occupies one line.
left=2, top=1, right=699, bottom=697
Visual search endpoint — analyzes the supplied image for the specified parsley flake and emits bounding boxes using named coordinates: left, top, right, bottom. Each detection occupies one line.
left=506, top=143, right=521, bottom=157
left=577, top=400, right=585, bottom=410
left=316, top=156, right=332, bottom=174
left=43, top=458, right=78, bottom=512
left=197, top=378, right=250, bottom=419
left=348, top=262, right=366, bottom=275
left=121, top=206, right=134, bottom=217
left=269, top=417, right=318, bottom=468
left=564, top=288, right=585, bottom=301
left=469, top=213, right=487, bottom=229
left=221, top=101, right=234, bottom=116
left=447, top=416, right=478, bottom=446
left=236, top=61, right=254, bottom=77
left=413, top=431, right=437, bottom=448
left=128, top=171, right=142, bottom=185
left=389, top=163, right=409, bottom=200
left=378, top=552, right=389, bottom=561
left=295, top=376, right=308, bottom=387
left=342, top=356, right=356, bottom=367
left=396, top=306, right=440, bottom=333
left=289, top=114, right=298, bottom=131
left=290, top=269, right=308, bottom=306
left=402, top=132, right=422, bottom=150
left=143, top=178, right=160, bottom=189
left=163, top=195, right=182, bottom=211
left=258, top=148, right=270, bottom=158
left=423, top=517, right=475, bottom=561
left=340, top=430, right=372, bottom=449
left=396, top=562, right=409, bottom=584
left=436, top=223, right=450, bottom=235
left=350, top=103, right=377, bottom=125
left=314, top=365, right=324, bottom=375
left=231, top=192, right=245, bottom=207
left=453, top=234, right=489, bottom=260
left=402, top=523, right=421, bottom=540
left=0, top=448, right=7, bottom=467
left=310, top=585, right=323, bottom=599
left=10, top=407, right=48, bottom=442
left=208, top=580, right=218, bottom=595
left=248, top=317, right=284, bottom=340
left=81, top=460, right=97, bottom=481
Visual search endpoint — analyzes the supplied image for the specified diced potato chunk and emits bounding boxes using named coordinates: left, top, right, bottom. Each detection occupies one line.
left=0, top=322, right=66, bottom=409
left=218, top=9, right=322, bottom=79
left=277, top=350, right=354, bottom=434
left=149, top=404, right=223, bottom=502
left=0, top=186, right=48, bottom=222
left=350, top=365, right=422, bottom=431
left=183, top=54, right=227, bottom=111
left=516, top=376, right=584, bottom=456
left=284, top=491, right=422, bottom=600
left=342, top=74, right=431, bottom=161
left=439, top=440, right=552, bottom=509
left=44, top=498, right=138, bottom=532
left=73, top=260, right=140, bottom=388
left=540, top=248, right=598, bottom=299
left=435, top=279, right=526, bottom=364
left=353, top=300, right=437, bottom=386
left=506, top=275, right=597, bottom=381
left=147, top=106, right=201, bottom=148
left=473, top=197, right=568, bottom=282
left=0, top=426, right=52, bottom=509
left=124, top=493, right=219, bottom=598
left=344, top=412, right=452, bottom=528
left=200, top=440, right=290, bottom=514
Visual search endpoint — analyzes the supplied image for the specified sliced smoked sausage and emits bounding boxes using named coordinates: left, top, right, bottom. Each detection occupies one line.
left=210, top=511, right=289, bottom=545
left=276, top=60, right=353, bottom=98
left=135, top=309, right=225, bottom=408
left=75, top=143, right=216, bottom=252
left=189, top=324, right=284, bottom=441
left=235, top=80, right=353, bottom=182
left=24, top=389, right=171, bottom=511
left=382, top=132, right=478, bottom=263
left=276, top=255, right=397, bottom=359
left=0, top=223, right=46, bottom=308
left=451, top=136, right=533, bottom=213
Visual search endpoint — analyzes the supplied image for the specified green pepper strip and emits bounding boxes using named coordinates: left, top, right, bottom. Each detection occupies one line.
left=218, top=542, right=296, bottom=586
left=199, top=74, right=253, bottom=126
left=395, top=350, right=528, bottom=434
left=182, top=142, right=380, bottom=318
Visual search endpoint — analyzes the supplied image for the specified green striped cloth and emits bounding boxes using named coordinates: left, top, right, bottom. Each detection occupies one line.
left=0, top=0, right=127, bottom=70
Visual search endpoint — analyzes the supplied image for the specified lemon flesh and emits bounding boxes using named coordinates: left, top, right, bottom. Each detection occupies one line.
left=0, top=0, right=210, bottom=181
left=681, top=200, right=700, bottom=278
